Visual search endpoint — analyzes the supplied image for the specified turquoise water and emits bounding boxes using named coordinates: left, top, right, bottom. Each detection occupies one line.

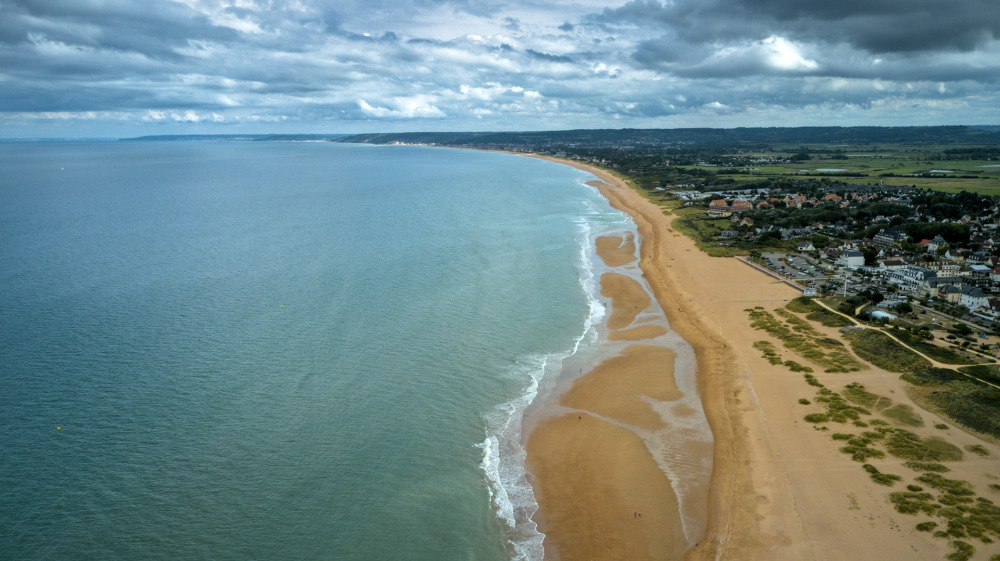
left=0, top=142, right=630, bottom=560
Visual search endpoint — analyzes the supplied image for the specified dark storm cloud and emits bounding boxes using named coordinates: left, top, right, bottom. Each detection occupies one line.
left=596, top=0, right=1000, bottom=54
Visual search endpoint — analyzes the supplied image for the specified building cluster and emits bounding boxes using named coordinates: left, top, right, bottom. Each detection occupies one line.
left=705, top=185, right=1000, bottom=321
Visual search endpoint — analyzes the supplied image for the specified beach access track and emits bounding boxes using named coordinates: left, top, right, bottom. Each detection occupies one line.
left=735, top=256, right=806, bottom=292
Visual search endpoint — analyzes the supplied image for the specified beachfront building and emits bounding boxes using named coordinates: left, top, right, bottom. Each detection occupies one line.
left=959, top=286, right=989, bottom=311
left=839, top=249, right=865, bottom=268
left=886, top=266, right=936, bottom=292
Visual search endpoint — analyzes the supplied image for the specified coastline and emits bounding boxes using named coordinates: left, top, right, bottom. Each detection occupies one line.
left=521, top=154, right=793, bottom=560
left=520, top=154, right=992, bottom=561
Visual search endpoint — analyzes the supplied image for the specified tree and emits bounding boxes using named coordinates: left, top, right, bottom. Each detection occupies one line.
left=895, top=302, right=913, bottom=314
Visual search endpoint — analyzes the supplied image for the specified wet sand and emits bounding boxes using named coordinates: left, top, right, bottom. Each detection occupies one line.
left=596, top=233, right=638, bottom=267
left=525, top=226, right=702, bottom=560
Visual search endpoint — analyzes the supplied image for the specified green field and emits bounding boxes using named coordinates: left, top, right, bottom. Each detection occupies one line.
left=675, top=147, right=1000, bottom=194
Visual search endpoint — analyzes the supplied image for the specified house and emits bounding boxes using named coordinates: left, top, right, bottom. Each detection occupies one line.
left=839, top=249, right=865, bottom=268
left=780, top=228, right=813, bottom=241
left=959, top=286, right=989, bottom=311
left=927, top=235, right=947, bottom=253
left=921, top=276, right=963, bottom=296
left=873, top=228, right=909, bottom=248
left=729, top=200, right=752, bottom=213
left=720, top=229, right=738, bottom=239
left=797, top=241, right=815, bottom=252
left=880, top=258, right=906, bottom=270
left=708, top=199, right=732, bottom=217
left=939, top=284, right=962, bottom=303
left=968, top=251, right=992, bottom=264
left=886, top=266, right=936, bottom=291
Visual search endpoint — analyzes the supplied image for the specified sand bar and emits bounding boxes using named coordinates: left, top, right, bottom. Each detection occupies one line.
left=526, top=413, right=688, bottom=561
left=596, top=233, right=638, bottom=267
left=601, top=272, right=650, bottom=330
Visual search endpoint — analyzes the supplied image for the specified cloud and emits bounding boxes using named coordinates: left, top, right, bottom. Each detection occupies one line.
left=0, top=0, right=997, bottom=137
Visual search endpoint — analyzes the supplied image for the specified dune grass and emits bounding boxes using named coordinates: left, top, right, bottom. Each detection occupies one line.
left=843, top=329, right=931, bottom=373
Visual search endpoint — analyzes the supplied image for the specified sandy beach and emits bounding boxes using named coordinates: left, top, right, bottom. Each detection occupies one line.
left=523, top=155, right=1000, bottom=561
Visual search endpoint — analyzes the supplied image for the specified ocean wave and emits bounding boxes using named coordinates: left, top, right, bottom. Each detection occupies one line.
left=478, top=204, right=609, bottom=561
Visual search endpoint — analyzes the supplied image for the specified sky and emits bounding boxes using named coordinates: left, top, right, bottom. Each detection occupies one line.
left=1, top=0, right=998, bottom=138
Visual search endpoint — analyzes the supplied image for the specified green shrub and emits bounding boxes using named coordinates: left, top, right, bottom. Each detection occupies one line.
left=965, top=444, right=989, bottom=456
left=785, top=360, right=814, bottom=372
left=886, top=430, right=963, bottom=461
left=840, top=445, right=885, bottom=462
left=946, top=540, right=974, bottom=561
left=786, top=297, right=823, bottom=313
left=903, top=461, right=950, bottom=473
left=871, top=473, right=903, bottom=486
left=916, top=521, right=938, bottom=532
left=844, top=329, right=931, bottom=373
left=805, top=413, right=829, bottom=423
left=882, top=404, right=925, bottom=427
left=843, top=382, right=892, bottom=410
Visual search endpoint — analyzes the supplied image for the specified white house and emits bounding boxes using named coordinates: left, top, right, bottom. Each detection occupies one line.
left=839, top=249, right=865, bottom=268
left=959, top=286, right=989, bottom=311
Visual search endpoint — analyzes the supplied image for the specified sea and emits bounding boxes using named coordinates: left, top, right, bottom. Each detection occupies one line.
left=0, top=141, right=638, bottom=560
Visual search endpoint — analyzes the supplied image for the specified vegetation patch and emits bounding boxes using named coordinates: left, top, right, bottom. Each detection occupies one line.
left=904, top=461, right=951, bottom=473
left=965, top=444, right=990, bottom=457
left=885, top=430, right=963, bottom=462
left=785, top=360, right=813, bottom=372
left=903, top=369, right=1000, bottom=438
left=786, top=297, right=823, bottom=314
left=753, top=340, right=784, bottom=365
left=806, top=309, right=855, bottom=328
left=947, top=540, right=975, bottom=561
left=957, top=364, right=1000, bottom=385
left=747, top=307, right=865, bottom=372
left=843, top=329, right=931, bottom=373
left=882, top=403, right=925, bottom=427
left=890, top=328, right=977, bottom=365
left=842, top=382, right=892, bottom=410
left=863, top=463, right=903, bottom=486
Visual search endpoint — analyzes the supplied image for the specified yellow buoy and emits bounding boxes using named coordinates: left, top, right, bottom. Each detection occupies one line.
left=57, top=427, right=61, bottom=430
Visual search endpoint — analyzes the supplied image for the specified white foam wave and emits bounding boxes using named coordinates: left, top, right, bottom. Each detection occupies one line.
left=479, top=207, right=607, bottom=561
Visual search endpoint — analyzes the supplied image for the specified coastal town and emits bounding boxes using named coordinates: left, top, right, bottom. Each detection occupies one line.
left=677, top=181, right=1000, bottom=332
